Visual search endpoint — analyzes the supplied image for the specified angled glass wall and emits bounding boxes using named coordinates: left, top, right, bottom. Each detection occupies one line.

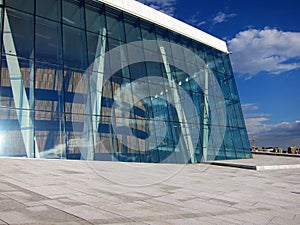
left=0, top=0, right=251, bottom=162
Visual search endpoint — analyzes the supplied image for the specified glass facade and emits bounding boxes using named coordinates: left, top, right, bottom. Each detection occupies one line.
left=0, top=0, right=251, bottom=163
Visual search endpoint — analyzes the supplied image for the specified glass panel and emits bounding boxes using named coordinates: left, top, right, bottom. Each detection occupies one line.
left=124, top=13, right=142, bottom=43
left=223, top=54, right=233, bottom=75
left=36, top=17, right=62, bottom=65
left=233, top=101, right=245, bottom=128
left=219, top=73, right=231, bottom=100
left=105, top=7, right=125, bottom=42
left=107, top=38, right=129, bottom=78
left=193, top=42, right=207, bottom=63
left=117, top=118, right=141, bottom=162
left=35, top=62, right=64, bottom=113
left=112, top=78, right=133, bottom=118
left=215, top=146, right=227, bottom=160
left=101, top=77, right=113, bottom=116
left=236, top=149, right=246, bottom=158
left=4, top=9, right=34, bottom=59
left=181, top=36, right=194, bottom=52
left=65, top=113, right=85, bottom=160
left=190, top=92, right=204, bottom=119
left=107, top=37, right=124, bottom=50
left=240, top=128, right=250, bottom=149
left=5, top=0, right=34, bottom=14
left=86, top=32, right=107, bottom=67
left=141, top=20, right=156, bottom=40
left=169, top=32, right=185, bottom=60
left=228, top=76, right=240, bottom=101
left=0, top=56, right=35, bottom=158
left=226, top=100, right=235, bottom=127
left=36, top=0, right=61, bottom=22
left=64, top=68, right=89, bottom=115
left=127, top=41, right=145, bottom=68
left=0, top=7, right=2, bottom=55
left=85, top=3, right=106, bottom=35
left=206, top=48, right=216, bottom=72
left=206, top=146, right=216, bottom=161
left=169, top=31, right=181, bottom=45
left=35, top=111, right=66, bottom=159
left=224, top=127, right=237, bottom=159
left=0, top=107, right=29, bottom=157
left=0, top=56, right=34, bottom=108
left=62, top=0, right=85, bottom=29
left=129, top=62, right=147, bottom=80
left=96, top=129, right=113, bottom=161
left=145, top=61, right=165, bottom=79
left=232, top=128, right=243, bottom=149
left=155, top=25, right=169, bottom=41
left=215, top=50, right=225, bottom=73
left=63, top=25, right=88, bottom=69
left=155, top=26, right=172, bottom=57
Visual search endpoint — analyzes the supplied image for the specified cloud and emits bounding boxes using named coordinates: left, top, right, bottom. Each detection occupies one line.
left=186, top=12, right=207, bottom=27
left=187, top=11, right=236, bottom=29
left=228, top=28, right=300, bottom=78
left=242, top=104, right=300, bottom=148
left=212, top=12, right=237, bottom=24
left=241, top=103, right=259, bottom=112
left=136, top=0, right=177, bottom=16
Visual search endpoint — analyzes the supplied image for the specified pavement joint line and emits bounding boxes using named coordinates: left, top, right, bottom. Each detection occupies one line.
left=0, top=219, right=9, bottom=225
left=204, top=162, right=257, bottom=170
left=40, top=204, right=94, bottom=225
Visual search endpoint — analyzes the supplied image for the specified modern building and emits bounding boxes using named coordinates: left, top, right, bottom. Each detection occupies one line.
left=0, top=0, right=251, bottom=163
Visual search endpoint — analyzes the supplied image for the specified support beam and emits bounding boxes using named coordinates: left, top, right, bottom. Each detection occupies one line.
left=3, top=9, right=37, bottom=157
left=160, top=47, right=196, bottom=163
left=202, top=69, right=209, bottom=162
left=81, top=29, right=106, bottom=160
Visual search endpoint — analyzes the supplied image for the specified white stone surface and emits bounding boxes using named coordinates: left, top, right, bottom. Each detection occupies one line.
left=99, top=0, right=229, bottom=53
left=208, top=154, right=300, bottom=170
left=0, top=156, right=300, bottom=224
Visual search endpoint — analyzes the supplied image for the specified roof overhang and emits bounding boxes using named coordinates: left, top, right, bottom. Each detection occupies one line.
left=98, top=0, right=229, bottom=53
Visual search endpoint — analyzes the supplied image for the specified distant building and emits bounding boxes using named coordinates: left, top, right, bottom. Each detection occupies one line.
left=288, top=146, right=297, bottom=154
left=252, top=146, right=283, bottom=154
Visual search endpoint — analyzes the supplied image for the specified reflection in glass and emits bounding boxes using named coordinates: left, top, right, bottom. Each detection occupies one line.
left=36, top=0, right=61, bottom=22
left=36, top=17, right=62, bottom=65
left=4, top=9, right=34, bottom=59
left=63, top=25, right=88, bottom=69
left=35, top=111, right=66, bottom=159
left=5, top=0, right=34, bottom=13
left=85, top=3, right=106, bottom=35
left=106, top=7, right=125, bottom=42
left=62, top=0, right=85, bottom=29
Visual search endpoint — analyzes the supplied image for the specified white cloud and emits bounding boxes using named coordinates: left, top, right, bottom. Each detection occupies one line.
left=212, top=12, right=236, bottom=24
left=136, top=0, right=176, bottom=16
left=186, top=11, right=206, bottom=27
left=241, top=103, right=259, bottom=112
left=228, top=28, right=300, bottom=78
left=187, top=11, right=236, bottom=29
left=242, top=104, right=300, bottom=148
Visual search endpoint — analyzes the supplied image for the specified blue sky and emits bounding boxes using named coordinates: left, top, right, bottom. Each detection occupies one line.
left=136, top=0, right=300, bottom=149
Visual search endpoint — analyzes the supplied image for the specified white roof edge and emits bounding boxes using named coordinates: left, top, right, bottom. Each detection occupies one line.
left=98, top=0, right=229, bottom=53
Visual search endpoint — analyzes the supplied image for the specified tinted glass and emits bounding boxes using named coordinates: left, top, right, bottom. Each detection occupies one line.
left=36, top=0, right=61, bottom=21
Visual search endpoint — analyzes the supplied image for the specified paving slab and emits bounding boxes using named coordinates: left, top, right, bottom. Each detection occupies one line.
left=206, top=154, right=300, bottom=170
left=0, top=157, right=299, bottom=224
